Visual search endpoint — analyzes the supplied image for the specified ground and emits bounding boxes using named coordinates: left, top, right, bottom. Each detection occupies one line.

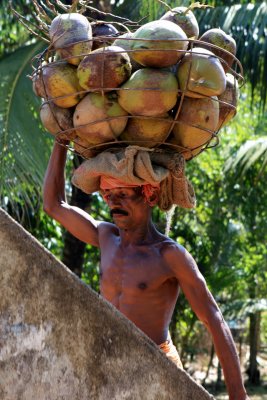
left=186, top=347, right=267, bottom=399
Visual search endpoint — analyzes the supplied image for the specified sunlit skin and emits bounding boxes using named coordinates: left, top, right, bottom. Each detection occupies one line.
left=43, top=142, right=249, bottom=400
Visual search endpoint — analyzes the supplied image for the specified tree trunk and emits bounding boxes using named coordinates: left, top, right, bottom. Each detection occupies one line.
left=247, top=311, right=261, bottom=385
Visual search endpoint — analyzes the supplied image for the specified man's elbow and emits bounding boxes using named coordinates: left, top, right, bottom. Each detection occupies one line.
left=43, top=199, right=61, bottom=218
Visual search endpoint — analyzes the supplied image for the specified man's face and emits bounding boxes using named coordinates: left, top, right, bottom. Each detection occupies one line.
left=101, top=187, right=150, bottom=229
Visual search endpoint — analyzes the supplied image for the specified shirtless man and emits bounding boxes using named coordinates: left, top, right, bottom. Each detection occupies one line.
left=43, top=142, right=249, bottom=400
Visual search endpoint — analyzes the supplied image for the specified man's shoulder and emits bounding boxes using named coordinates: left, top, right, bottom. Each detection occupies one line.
left=161, top=238, right=194, bottom=269
left=98, top=221, right=118, bottom=236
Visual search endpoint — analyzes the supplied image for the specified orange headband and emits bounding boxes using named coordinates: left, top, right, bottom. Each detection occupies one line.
left=100, top=176, right=160, bottom=205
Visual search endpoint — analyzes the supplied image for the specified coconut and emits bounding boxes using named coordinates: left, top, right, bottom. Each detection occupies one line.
left=217, top=73, right=239, bottom=129
left=73, top=92, right=128, bottom=144
left=160, top=6, right=199, bottom=39
left=40, top=102, right=76, bottom=140
left=177, top=47, right=226, bottom=98
left=73, top=136, right=97, bottom=158
left=172, top=96, right=219, bottom=159
left=118, top=68, right=179, bottom=116
left=77, top=46, right=132, bottom=91
left=113, top=32, right=142, bottom=72
left=40, top=62, right=83, bottom=108
left=92, top=22, right=119, bottom=50
left=49, top=13, right=92, bottom=65
left=131, top=20, right=188, bottom=68
left=199, top=28, right=236, bottom=72
left=119, top=114, right=173, bottom=147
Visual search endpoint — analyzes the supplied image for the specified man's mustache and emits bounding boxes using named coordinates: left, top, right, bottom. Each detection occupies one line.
left=110, top=208, right=128, bottom=217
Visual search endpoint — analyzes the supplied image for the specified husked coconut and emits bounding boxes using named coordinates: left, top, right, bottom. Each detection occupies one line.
left=91, top=22, right=119, bottom=50
left=73, top=92, right=128, bottom=144
left=120, top=115, right=173, bottom=147
left=41, top=61, right=83, bottom=108
left=199, top=28, right=236, bottom=72
left=217, top=73, right=239, bottom=129
left=177, top=47, right=226, bottom=98
left=114, top=33, right=142, bottom=72
left=160, top=6, right=199, bottom=39
left=40, top=102, right=76, bottom=140
left=118, top=68, right=179, bottom=116
left=172, top=96, right=219, bottom=159
left=131, top=20, right=188, bottom=68
left=77, top=46, right=131, bottom=91
left=49, top=13, right=92, bottom=65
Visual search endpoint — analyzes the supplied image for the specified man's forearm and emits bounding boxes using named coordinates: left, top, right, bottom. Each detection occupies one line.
left=208, top=315, right=248, bottom=400
left=43, top=141, right=69, bottom=213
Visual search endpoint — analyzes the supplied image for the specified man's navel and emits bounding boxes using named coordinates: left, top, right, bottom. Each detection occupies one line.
left=138, top=282, right=148, bottom=290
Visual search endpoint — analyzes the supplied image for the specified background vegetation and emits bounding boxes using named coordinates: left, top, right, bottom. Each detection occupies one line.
left=0, top=0, right=266, bottom=396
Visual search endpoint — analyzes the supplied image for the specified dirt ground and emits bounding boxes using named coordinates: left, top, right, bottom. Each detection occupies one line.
left=185, top=348, right=267, bottom=399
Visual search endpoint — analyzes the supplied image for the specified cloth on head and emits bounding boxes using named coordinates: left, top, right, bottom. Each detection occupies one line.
left=100, top=175, right=160, bottom=205
left=72, top=145, right=196, bottom=211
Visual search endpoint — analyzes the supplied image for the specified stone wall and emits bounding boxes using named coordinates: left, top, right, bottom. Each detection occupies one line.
left=0, top=208, right=213, bottom=400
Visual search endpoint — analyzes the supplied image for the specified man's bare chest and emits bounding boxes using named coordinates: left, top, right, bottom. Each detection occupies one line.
left=100, top=242, right=175, bottom=293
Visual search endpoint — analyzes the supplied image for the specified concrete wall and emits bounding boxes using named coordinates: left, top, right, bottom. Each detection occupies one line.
left=0, top=208, right=214, bottom=400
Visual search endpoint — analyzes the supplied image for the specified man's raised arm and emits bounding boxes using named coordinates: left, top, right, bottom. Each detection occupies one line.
left=165, top=245, right=249, bottom=400
left=43, top=141, right=100, bottom=247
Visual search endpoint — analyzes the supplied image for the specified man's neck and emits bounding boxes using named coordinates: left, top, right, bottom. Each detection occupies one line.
left=119, top=220, right=160, bottom=247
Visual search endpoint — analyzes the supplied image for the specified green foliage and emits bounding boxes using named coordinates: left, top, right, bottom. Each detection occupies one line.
left=0, top=41, right=51, bottom=213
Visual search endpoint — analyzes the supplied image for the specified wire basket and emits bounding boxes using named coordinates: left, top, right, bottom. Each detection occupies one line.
left=31, top=14, right=244, bottom=161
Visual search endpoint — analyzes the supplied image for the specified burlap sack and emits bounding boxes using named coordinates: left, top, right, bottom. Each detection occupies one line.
left=72, top=146, right=196, bottom=211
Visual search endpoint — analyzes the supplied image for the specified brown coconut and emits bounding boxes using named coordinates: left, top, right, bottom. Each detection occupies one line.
left=172, top=96, right=219, bottom=159
left=73, top=92, right=128, bottom=144
left=91, top=22, right=119, bottom=50
left=73, top=136, right=97, bottom=159
left=160, top=6, right=199, bottom=39
left=199, top=28, right=236, bottom=72
left=40, top=102, right=76, bottom=140
left=49, top=13, right=92, bottom=65
left=118, top=68, right=179, bottom=117
left=131, top=20, right=188, bottom=68
left=41, top=61, right=83, bottom=108
left=77, top=46, right=132, bottom=91
left=119, top=115, right=173, bottom=148
left=217, top=73, right=239, bottom=129
left=177, top=47, right=226, bottom=98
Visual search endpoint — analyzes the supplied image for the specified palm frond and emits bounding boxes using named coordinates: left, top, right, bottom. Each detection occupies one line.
left=224, top=137, right=267, bottom=176
left=0, top=41, right=52, bottom=211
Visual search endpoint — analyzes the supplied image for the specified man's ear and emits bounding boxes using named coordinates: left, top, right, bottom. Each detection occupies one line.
left=145, top=189, right=160, bottom=207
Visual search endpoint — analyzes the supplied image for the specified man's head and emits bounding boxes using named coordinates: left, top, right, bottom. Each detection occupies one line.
left=100, top=177, right=160, bottom=229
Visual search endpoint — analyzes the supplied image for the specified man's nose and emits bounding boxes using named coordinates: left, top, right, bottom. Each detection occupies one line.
left=108, top=193, right=120, bottom=205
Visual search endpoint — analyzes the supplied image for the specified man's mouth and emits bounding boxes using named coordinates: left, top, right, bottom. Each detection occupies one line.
left=110, top=208, right=128, bottom=217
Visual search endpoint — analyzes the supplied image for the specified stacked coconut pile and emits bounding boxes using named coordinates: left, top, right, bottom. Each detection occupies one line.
left=28, top=1, right=243, bottom=161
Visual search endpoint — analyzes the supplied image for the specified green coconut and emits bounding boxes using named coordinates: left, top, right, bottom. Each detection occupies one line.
left=40, top=61, right=83, bottom=108
left=131, top=20, right=188, bottom=68
left=120, top=114, right=173, bottom=147
left=49, top=13, right=92, bottom=65
left=199, top=28, right=237, bottom=72
left=73, top=92, right=128, bottom=144
left=40, top=101, right=76, bottom=140
left=160, top=6, right=199, bottom=39
left=177, top=47, right=226, bottom=98
left=77, top=45, right=132, bottom=92
left=172, top=96, right=219, bottom=159
left=217, top=73, right=239, bottom=129
left=118, top=68, right=179, bottom=116
left=113, top=32, right=142, bottom=72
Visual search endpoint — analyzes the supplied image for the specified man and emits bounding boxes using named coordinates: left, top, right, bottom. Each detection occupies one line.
left=43, top=142, right=249, bottom=400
